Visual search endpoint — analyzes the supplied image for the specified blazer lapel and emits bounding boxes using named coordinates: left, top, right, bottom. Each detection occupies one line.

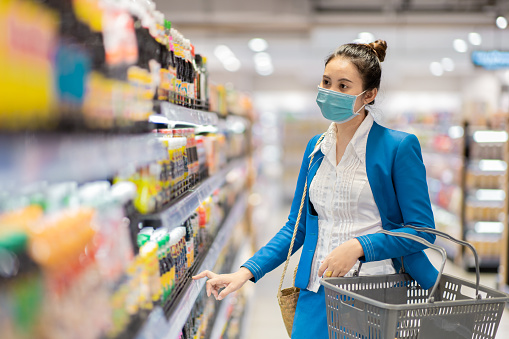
left=366, top=122, right=389, bottom=226
left=365, top=122, right=379, bottom=196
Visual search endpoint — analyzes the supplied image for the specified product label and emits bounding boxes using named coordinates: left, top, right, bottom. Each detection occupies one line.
left=181, top=82, right=188, bottom=97
left=102, top=9, right=138, bottom=66
left=175, top=79, right=182, bottom=98
left=168, top=67, right=176, bottom=92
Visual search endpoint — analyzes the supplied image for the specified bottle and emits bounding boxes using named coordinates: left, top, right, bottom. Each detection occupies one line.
left=171, top=29, right=182, bottom=106
left=196, top=55, right=209, bottom=110
left=164, top=233, right=175, bottom=297
left=195, top=54, right=203, bottom=110
left=190, top=44, right=198, bottom=109
left=169, top=228, right=182, bottom=284
left=191, top=212, right=199, bottom=259
left=139, top=240, right=161, bottom=305
left=183, top=219, right=194, bottom=268
left=167, top=23, right=177, bottom=104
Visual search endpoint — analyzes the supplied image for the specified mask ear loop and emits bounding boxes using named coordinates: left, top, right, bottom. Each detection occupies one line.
left=353, top=90, right=368, bottom=115
left=354, top=104, right=366, bottom=114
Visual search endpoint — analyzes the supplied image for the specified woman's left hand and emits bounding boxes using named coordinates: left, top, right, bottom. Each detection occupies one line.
left=318, top=239, right=364, bottom=278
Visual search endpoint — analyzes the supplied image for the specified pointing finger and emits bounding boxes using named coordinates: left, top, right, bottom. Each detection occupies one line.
left=192, top=270, right=217, bottom=280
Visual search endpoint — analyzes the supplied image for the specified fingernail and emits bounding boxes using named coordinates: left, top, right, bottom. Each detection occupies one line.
left=218, top=296, right=222, bottom=300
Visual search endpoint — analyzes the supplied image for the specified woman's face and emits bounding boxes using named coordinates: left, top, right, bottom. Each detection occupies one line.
left=320, top=56, right=376, bottom=112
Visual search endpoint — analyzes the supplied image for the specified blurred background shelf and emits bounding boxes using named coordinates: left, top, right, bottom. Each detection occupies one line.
left=0, top=133, right=167, bottom=190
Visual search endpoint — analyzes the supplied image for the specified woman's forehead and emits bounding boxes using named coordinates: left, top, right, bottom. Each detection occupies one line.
left=324, top=57, right=361, bottom=80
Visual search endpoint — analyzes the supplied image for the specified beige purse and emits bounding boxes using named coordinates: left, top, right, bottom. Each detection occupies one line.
left=277, top=134, right=324, bottom=337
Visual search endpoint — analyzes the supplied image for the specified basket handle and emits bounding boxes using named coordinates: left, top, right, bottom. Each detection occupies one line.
left=375, top=229, right=446, bottom=303
left=399, top=225, right=481, bottom=299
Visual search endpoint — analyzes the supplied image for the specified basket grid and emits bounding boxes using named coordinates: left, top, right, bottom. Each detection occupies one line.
left=324, top=274, right=507, bottom=339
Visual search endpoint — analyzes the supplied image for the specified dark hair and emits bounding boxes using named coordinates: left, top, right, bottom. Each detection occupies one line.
left=325, top=40, right=387, bottom=105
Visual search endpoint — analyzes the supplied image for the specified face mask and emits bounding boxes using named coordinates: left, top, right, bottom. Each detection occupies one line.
left=316, top=86, right=367, bottom=123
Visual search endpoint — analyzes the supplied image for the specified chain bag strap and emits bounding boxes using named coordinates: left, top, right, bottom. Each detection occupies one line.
left=277, top=134, right=324, bottom=337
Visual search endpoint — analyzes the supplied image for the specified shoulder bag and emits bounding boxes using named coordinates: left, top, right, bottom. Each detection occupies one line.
left=277, top=134, right=324, bottom=337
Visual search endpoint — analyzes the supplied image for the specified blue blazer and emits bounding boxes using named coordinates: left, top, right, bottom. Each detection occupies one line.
left=242, top=121, right=439, bottom=290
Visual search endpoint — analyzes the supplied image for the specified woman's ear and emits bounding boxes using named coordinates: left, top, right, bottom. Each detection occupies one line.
left=364, top=88, right=378, bottom=105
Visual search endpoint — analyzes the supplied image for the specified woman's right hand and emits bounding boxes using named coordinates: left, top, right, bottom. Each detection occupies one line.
left=192, top=267, right=254, bottom=300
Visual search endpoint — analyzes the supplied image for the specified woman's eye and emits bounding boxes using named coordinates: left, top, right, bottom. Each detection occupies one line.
left=323, top=79, right=330, bottom=85
left=340, top=84, right=347, bottom=89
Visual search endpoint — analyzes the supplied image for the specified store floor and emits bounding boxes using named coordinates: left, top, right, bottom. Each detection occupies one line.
left=243, top=177, right=509, bottom=339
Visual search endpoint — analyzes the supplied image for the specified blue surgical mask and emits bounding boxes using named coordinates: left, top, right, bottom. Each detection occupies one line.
left=316, top=86, right=366, bottom=123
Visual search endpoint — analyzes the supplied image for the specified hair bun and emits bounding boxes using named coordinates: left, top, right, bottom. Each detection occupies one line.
left=367, top=40, right=387, bottom=62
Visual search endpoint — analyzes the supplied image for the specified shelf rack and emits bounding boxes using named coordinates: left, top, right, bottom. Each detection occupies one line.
left=139, top=157, right=248, bottom=231
left=0, top=133, right=167, bottom=189
left=159, top=102, right=219, bottom=126
left=135, top=192, right=248, bottom=339
left=209, top=239, right=252, bottom=339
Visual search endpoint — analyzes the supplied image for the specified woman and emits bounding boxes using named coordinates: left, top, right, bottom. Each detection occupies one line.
left=193, top=40, right=438, bottom=338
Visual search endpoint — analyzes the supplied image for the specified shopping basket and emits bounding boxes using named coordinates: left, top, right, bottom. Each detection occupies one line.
left=320, top=226, right=509, bottom=339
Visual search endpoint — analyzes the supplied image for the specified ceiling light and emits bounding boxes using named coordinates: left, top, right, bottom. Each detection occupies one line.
left=475, top=189, right=506, bottom=201
left=473, top=130, right=508, bottom=143
left=496, top=16, right=508, bottom=29
left=474, top=221, right=504, bottom=234
left=256, top=64, right=274, bottom=76
left=224, top=58, right=241, bottom=72
left=214, top=45, right=241, bottom=72
left=254, top=52, right=274, bottom=76
left=214, top=45, right=234, bottom=59
left=468, top=32, right=482, bottom=46
left=441, top=58, right=455, bottom=72
left=448, top=126, right=464, bottom=139
left=429, top=62, right=443, bottom=76
left=356, top=32, right=375, bottom=44
left=248, top=38, right=268, bottom=52
left=254, top=52, right=272, bottom=67
left=453, top=39, right=468, bottom=53
left=478, top=160, right=507, bottom=172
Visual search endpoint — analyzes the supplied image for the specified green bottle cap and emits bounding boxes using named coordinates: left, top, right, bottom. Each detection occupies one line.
left=137, top=233, right=151, bottom=248
left=157, top=238, right=165, bottom=251
left=0, top=232, right=28, bottom=254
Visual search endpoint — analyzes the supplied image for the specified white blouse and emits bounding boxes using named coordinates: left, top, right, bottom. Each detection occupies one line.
left=307, top=114, right=396, bottom=292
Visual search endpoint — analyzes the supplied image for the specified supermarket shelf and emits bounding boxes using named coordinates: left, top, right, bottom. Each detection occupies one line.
left=500, top=284, right=509, bottom=296
left=431, top=204, right=462, bottom=260
left=422, top=150, right=463, bottom=159
left=238, top=289, right=254, bottom=339
left=133, top=307, right=167, bottom=339
left=209, top=239, right=252, bottom=339
left=141, top=158, right=247, bottom=231
left=435, top=237, right=461, bottom=260
left=163, top=192, right=248, bottom=339
left=0, top=133, right=167, bottom=190
left=160, top=102, right=219, bottom=126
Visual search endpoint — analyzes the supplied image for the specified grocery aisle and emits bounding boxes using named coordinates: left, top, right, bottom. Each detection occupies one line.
left=244, top=176, right=509, bottom=339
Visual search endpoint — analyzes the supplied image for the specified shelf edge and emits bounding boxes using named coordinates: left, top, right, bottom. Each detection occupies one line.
left=161, top=193, right=248, bottom=339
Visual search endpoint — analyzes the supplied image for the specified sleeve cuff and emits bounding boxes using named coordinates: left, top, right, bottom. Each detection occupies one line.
left=356, top=235, right=375, bottom=262
left=241, top=260, right=264, bottom=283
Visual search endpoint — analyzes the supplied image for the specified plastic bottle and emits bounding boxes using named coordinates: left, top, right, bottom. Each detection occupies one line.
left=139, top=240, right=161, bottom=305
left=183, top=219, right=194, bottom=268
left=191, top=212, right=199, bottom=259
left=169, top=228, right=180, bottom=284
left=164, top=233, right=175, bottom=296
